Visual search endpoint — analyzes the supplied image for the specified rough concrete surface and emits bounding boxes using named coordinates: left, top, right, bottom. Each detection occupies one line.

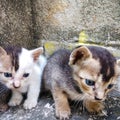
left=0, top=89, right=120, bottom=120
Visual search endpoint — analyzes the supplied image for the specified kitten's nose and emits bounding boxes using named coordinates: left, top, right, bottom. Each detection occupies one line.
left=13, top=81, right=20, bottom=88
left=95, top=96, right=102, bottom=101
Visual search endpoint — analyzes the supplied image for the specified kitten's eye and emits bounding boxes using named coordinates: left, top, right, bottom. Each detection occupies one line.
left=85, top=79, right=95, bottom=86
left=23, top=73, right=29, bottom=77
left=4, top=72, right=12, bottom=77
left=107, top=84, right=114, bottom=89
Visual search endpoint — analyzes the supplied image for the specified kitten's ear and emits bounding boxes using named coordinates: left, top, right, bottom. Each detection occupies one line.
left=69, top=46, right=92, bottom=65
left=0, top=46, right=7, bottom=56
left=31, top=47, right=43, bottom=61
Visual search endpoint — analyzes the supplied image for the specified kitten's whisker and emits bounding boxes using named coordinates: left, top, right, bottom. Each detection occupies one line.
left=113, top=88, right=120, bottom=93
left=74, top=100, right=80, bottom=108
left=72, top=95, right=82, bottom=108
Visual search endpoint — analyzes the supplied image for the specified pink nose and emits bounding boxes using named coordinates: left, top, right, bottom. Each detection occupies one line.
left=13, top=81, right=20, bottom=88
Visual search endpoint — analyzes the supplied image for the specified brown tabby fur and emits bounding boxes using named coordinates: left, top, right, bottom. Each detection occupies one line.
left=43, top=46, right=120, bottom=119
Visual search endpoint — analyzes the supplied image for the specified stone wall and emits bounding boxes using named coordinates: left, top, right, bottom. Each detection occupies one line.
left=0, top=0, right=35, bottom=48
left=0, top=0, right=120, bottom=48
left=36, top=0, right=120, bottom=46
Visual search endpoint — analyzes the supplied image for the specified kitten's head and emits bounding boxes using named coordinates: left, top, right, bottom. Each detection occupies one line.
left=69, top=46, right=120, bottom=101
left=0, top=46, right=43, bottom=89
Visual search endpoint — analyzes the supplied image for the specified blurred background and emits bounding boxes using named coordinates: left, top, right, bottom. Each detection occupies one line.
left=0, top=0, right=120, bottom=52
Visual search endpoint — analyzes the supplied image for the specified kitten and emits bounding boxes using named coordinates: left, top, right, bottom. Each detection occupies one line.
left=43, top=46, right=120, bottom=119
left=0, top=83, right=11, bottom=111
left=0, top=45, right=46, bottom=109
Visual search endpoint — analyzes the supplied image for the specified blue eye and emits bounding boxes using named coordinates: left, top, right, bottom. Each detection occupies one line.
left=85, top=79, right=95, bottom=86
left=108, top=84, right=114, bottom=89
left=23, top=73, right=29, bottom=77
left=4, top=72, right=12, bottom=77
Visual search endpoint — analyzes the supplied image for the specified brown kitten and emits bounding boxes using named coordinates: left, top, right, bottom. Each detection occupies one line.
left=43, top=46, right=120, bottom=119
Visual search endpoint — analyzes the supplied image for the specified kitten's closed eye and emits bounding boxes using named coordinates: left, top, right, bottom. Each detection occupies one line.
left=107, top=84, right=114, bottom=89
left=4, top=72, right=12, bottom=77
left=85, top=79, right=95, bottom=86
left=23, top=73, right=29, bottom=78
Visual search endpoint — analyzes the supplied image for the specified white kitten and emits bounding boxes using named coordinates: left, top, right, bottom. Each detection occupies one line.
left=0, top=46, right=46, bottom=109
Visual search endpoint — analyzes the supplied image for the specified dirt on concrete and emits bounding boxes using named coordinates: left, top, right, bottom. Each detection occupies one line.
left=0, top=88, right=120, bottom=120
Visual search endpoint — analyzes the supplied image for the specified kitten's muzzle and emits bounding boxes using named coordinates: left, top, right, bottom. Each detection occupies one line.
left=94, top=91, right=105, bottom=101
left=13, top=81, right=21, bottom=88
left=95, top=96, right=102, bottom=101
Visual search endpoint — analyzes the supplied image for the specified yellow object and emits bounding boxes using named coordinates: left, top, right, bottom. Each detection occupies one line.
left=44, top=41, right=56, bottom=55
left=78, top=31, right=88, bottom=43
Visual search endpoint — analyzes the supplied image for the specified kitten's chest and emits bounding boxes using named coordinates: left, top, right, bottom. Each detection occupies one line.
left=17, top=85, right=28, bottom=93
left=64, top=82, right=85, bottom=101
left=67, top=89, right=85, bottom=101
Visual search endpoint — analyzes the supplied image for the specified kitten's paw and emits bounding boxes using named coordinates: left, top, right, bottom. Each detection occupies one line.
left=84, top=100, right=104, bottom=113
left=23, top=99, right=37, bottom=109
left=0, top=104, right=9, bottom=112
left=53, top=88, right=71, bottom=119
left=56, top=107, right=71, bottom=120
left=8, top=94, right=23, bottom=106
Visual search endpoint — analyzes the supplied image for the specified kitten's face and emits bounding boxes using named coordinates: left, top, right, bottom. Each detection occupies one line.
left=69, top=46, right=120, bottom=101
left=0, top=46, right=43, bottom=89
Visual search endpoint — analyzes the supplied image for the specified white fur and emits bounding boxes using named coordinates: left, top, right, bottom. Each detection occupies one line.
left=8, top=47, right=47, bottom=109
left=8, top=91, right=23, bottom=106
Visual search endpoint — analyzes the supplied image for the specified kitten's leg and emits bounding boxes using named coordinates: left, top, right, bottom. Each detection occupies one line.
left=8, top=90, right=23, bottom=106
left=52, top=88, right=71, bottom=120
left=83, top=99, right=104, bottom=113
left=0, top=104, right=9, bottom=112
left=23, top=77, right=40, bottom=109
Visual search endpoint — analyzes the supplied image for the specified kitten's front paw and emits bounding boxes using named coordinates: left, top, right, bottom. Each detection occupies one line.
left=8, top=94, right=23, bottom=106
left=23, top=99, right=37, bottom=109
left=56, top=107, right=71, bottom=120
left=83, top=99, right=104, bottom=113
left=0, top=104, right=9, bottom=112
